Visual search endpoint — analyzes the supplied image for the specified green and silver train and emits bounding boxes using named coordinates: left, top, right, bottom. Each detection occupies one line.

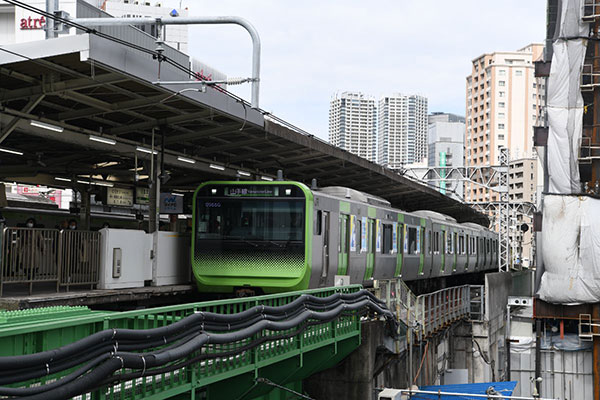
left=192, top=181, right=498, bottom=294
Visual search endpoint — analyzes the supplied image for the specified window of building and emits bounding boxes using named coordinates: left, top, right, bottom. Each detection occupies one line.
left=499, top=80, right=506, bottom=86
left=516, top=70, right=523, bottom=76
left=498, top=102, right=505, bottom=108
left=498, top=112, right=505, bottom=118
left=498, top=123, right=505, bottom=129
left=499, top=70, right=506, bottom=76
left=498, top=134, right=505, bottom=140
left=499, top=91, right=505, bottom=97
left=533, top=83, right=537, bottom=88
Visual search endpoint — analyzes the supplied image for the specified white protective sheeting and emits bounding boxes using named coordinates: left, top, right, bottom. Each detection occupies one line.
left=538, top=195, right=600, bottom=304
left=546, top=0, right=589, bottom=193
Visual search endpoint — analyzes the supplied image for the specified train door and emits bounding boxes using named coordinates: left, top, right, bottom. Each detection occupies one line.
left=425, top=227, right=433, bottom=277
left=441, top=228, right=447, bottom=274
left=365, top=218, right=375, bottom=280
left=338, top=214, right=349, bottom=276
left=321, top=211, right=330, bottom=278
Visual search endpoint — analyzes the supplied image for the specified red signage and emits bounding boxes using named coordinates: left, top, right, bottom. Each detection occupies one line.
left=20, top=16, right=46, bottom=30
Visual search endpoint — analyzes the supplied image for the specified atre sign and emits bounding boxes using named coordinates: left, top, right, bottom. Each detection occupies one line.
left=20, top=16, right=46, bottom=30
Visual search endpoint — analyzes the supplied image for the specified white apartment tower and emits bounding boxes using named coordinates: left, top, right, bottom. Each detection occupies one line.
left=465, top=43, right=545, bottom=203
left=377, top=94, right=428, bottom=169
left=329, top=92, right=377, bottom=162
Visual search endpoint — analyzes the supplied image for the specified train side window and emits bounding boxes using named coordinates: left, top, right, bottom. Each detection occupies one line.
left=315, top=210, right=322, bottom=235
left=433, top=231, right=439, bottom=254
left=459, top=235, right=464, bottom=255
left=382, top=224, right=393, bottom=254
left=446, top=231, right=452, bottom=254
left=399, top=224, right=404, bottom=254
left=428, top=230, right=432, bottom=254
left=356, top=219, right=362, bottom=252
left=408, top=227, right=417, bottom=254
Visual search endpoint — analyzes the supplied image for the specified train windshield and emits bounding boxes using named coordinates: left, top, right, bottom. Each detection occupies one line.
left=196, top=199, right=305, bottom=244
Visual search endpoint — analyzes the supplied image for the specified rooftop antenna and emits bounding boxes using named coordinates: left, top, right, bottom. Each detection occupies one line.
left=311, top=178, right=318, bottom=190
left=276, top=170, right=284, bottom=181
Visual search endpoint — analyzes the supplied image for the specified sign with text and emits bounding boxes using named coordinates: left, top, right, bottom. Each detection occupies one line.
left=160, top=193, right=183, bottom=214
left=107, top=187, right=134, bottom=207
left=135, top=187, right=150, bottom=204
left=20, top=16, right=46, bottom=30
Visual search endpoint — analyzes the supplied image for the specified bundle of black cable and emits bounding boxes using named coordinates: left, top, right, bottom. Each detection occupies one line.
left=0, top=289, right=398, bottom=400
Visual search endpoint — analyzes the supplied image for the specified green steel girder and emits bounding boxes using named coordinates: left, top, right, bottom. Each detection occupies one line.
left=0, top=285, right=365, bottom=400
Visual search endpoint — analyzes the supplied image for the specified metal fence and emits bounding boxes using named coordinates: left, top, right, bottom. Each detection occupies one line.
left=373, top=281, right=483, bottom=341
left=415, top=285, right=477, bottom=340
left=0, top=227, right=101, bottom=295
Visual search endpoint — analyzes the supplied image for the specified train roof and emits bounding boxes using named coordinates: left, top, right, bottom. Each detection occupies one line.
left=412, top=210, right=457, bottom=223
left=315, top=186, right=392, bottom=208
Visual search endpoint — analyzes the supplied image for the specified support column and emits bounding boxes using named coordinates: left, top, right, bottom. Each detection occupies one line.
left=80, top=190, right=91, bottom=230
left=535, top=319, right=542, bottom=398
left=593, top=304, right=600, bottom=400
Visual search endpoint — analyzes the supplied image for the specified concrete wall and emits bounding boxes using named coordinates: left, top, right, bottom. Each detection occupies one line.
left=305, top=321, right=408, bottom=400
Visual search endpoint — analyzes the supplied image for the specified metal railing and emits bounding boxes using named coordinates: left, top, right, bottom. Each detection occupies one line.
left=0, top=227, right=100, bottom=295
left=374, top=278, right=417, bottom=328
left=0, top=285, right=363, bottom=400
left=415, top=285, right=481, bottom=340
left=373, top=281, right=484, bottom=342
left=59, top=230, right=101, bottom=291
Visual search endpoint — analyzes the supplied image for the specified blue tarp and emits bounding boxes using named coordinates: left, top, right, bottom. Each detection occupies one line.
left=416, top=381, right=518, bottom=399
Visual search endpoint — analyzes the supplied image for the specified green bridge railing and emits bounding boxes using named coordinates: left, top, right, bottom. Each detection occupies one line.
left=0, top=285, right=366, bottom=400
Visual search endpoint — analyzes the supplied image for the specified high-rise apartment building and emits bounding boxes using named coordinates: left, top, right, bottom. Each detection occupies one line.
left=508, top=157, right=538, bottom=267
left=465, top=43, right=545, bottom=203
left=428, top=112, right=466, bottom=200
left=378, top=94, right=428, bottom=169
left=329, top=92, right=377, bottom=162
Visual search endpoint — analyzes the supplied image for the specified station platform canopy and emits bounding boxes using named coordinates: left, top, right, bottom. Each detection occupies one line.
left=0, top=32, right=488, bottom=226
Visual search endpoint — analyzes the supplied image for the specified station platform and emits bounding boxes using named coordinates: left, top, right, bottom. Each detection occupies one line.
left=0, top=284, right=196, bottom=310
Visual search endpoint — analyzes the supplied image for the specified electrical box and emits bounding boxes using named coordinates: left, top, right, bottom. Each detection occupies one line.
left=378, top=388, right=404, bottom=400
left=112, top=248, right=122, bottom=278
left=334, top=275, right=350, bottom=287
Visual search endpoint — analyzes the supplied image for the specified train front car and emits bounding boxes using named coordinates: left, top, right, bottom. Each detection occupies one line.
left=192, top=181, right=312, bottom=294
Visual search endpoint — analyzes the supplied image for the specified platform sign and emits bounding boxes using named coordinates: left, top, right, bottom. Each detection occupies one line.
left=107, top=187, right=134, bottom=207
left=136, top=187, right=150, bottom=205
left=349, top=215, right=357, bottom=252
left=375, top=219, right=381, bottom=253
left=392, top=222, right=398, bottom=253
left=160, top=193, right=183, bottom=214
left=361, top=217, right=367, bottom=252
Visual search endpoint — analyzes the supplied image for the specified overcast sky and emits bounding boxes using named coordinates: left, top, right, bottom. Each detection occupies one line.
left=179, top=1, right=546, bottom=140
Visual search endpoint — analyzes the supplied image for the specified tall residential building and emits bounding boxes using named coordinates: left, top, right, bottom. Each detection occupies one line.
left=378, top=94, right=428, bottom=169
left=465, top=43, right=545, bottom=203
left=428, top=113, right=466, bottom=200
left=329, top=92, right=376, bottom=162
left=508, top=157, right=538, bottom=267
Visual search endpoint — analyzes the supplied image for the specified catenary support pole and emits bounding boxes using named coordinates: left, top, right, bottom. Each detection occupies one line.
left=70, top=16, right=261, bottom=108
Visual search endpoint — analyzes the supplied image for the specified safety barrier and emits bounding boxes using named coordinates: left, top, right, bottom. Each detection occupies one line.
left=0, top=285, right=368, bottom=400
left=373, top=280, right=483, bottom=341
left=374, top=278, right=417, bottom=329
left=415, top=285, right=481, bottom=340
left=0, top=227, right=100, bottom=295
